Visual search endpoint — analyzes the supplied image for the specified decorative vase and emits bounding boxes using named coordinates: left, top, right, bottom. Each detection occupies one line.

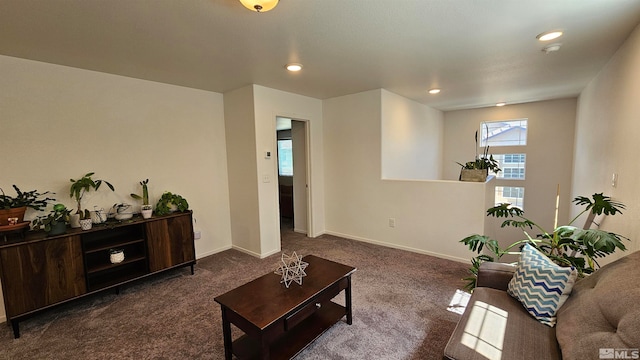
left=79, top=218, right=93, bottom=230
left=47, top=222, right=67, bottom=236
left=0, top=206, right=27, bottom=226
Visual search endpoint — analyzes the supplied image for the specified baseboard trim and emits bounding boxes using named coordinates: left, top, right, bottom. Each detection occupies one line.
left=196, top=245, right=232, bottom=260
left=231, top=245, right=281, bottom=259
left=322, top=230, right=469, bottom=264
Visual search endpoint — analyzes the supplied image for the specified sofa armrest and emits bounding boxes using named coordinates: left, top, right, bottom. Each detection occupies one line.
left=476, top=262, right=516, bottom=291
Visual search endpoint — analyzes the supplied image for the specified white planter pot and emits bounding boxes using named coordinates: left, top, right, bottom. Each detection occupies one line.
left=79, top=218, right=93, bottom=231
left=141, top=208, right=153, bottom=219
left=69, top=214, right=81, bottom=228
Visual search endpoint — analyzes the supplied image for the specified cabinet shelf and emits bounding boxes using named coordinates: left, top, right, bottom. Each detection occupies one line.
left=86, top=255, right=147, bottom=274
left=84, top=238, right=145, bottom=254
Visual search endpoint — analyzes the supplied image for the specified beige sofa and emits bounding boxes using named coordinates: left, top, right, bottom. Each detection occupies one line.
left=444, top=250, right=640, bottom=360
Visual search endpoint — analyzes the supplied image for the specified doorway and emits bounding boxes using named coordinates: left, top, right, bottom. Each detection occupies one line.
left=276, top=117, right=309, bottom=235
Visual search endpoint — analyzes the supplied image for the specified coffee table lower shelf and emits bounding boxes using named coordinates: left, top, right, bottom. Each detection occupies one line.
left=233, top=301, right=346, bottom=360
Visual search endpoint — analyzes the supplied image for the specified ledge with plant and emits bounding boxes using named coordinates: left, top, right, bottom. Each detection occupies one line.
left=457, top=130, right=501, bottom=182
left=460, top=192, right=628, bottom=291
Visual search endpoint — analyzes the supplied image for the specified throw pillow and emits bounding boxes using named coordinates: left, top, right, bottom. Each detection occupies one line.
left=507, top=243, right=578, bottom=327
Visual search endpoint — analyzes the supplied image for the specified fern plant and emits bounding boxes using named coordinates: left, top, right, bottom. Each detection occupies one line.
left=461, top=193, right=628, bottom=291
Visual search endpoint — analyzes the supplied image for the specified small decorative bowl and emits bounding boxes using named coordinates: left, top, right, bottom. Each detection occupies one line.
left=109, top=249, right=125, bottom=264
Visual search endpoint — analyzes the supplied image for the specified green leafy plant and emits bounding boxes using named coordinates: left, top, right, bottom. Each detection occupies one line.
left=460, top=193, right=628, bottom=291
left=456, top=129, right=501, bottom=174
left=130, top=179, right=150, bottom=205
left=155, top=192, right=189, bottom=216
left=69, top=172, right=115, bottom=219
left=31, top=203, right=71, bottom=233
left=0, top=185, right=55, bottom=210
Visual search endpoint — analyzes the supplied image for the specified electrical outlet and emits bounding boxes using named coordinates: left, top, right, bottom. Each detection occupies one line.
left=388, top=218, right=396, bottom=228
left=194, top=231, right=201, bottom=240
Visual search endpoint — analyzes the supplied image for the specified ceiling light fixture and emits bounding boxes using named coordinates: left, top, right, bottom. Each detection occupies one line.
left=496, top=102, right=506, bottom=107
left=239, top=0, right=279, bottom=12
left=536, top=30, right=563, bottom=42
left=286, top=63, right=303, bottom=72
left=428, top=88, right=441, bottom=94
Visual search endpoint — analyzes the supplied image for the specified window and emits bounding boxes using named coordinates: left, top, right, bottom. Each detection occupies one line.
left=277, top=140, right=293, bottom=176
left=495, top=186, right=524, bottom=209
left=481, top=119, right=528, bottom=209
left=480, top=119, right=527, bottom=147
left=492, top=154, right=526, bottom=180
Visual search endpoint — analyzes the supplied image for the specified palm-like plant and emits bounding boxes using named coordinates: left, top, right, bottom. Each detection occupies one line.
left=461, top=193, right=628, bottom=291
left=69, top=172, right=115, bottom=219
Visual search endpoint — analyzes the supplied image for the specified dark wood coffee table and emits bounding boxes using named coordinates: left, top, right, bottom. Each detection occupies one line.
left=214, top=255, right=356, bottom=360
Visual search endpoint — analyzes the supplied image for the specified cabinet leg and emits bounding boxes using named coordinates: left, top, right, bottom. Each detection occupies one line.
left=11, top=320, right=20, bottom=339
left=346, top=275, right=353, bottom=325
left=190, top=264, right=195, bottom=275
left=115, top=286, right=120, bottom=295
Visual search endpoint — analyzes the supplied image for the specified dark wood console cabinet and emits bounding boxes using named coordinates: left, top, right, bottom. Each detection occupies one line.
left=0, top=211, right=195, bottom=338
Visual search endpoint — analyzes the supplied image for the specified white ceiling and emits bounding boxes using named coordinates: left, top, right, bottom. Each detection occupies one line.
left=1, top=0, right=639, bottom=111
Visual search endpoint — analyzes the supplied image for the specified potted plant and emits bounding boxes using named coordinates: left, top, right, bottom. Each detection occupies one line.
left=460, top=193, right=628, bottom=291
left=69, top=172, right=114, bottom=228
left=130, top=179, right=152, bottom=219
left=457, top=130, right=501, bottom=182
left=0, top=185, right=55, bottom=226
left=31, top=203, right=71, bottom=236
left=155, top=192, right=189, bottom=216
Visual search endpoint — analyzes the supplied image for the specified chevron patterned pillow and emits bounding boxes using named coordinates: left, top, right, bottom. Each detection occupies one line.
left=507, top=243, right=578, bottom=327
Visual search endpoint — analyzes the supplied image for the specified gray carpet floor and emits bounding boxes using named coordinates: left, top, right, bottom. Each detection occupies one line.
left=0, top=226, right=469, bottom=359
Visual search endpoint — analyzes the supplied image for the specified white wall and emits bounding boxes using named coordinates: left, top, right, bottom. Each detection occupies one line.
left=573, top=23, right=640, bottom=258
left=0, top=54, right=232, bottom=321
left=443, top=99, right=576, bottom=253
left=224, top=86, right=261, bottom=255
left=381, top=89, right=444, bottom=180
left=252, top=85, right=324, bottom=255
left=292, top=120, right=308, bottom=233
left=324, top=89, right=491, bottom=262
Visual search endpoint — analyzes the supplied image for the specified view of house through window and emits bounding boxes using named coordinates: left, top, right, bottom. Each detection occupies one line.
left=492, top=154, right=526, bottom=179
left=481, top=119, right=528, bottom=209
left=495, top=186, right=525, bottom=209
left=277, top=139, right=293, bottom=176
left=480, top=119, right=527, bottom=147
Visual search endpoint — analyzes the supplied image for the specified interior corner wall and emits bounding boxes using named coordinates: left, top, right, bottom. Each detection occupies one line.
left=223, top=85, right=262, bottom=256
left=323, top=89, right=488, bottom=262
left=381, top=89, right=444, bottom=180
left=573, top=23, right=640, bottom=257
left=252, top=85, right=324, bottom=256
left=443, top=99, right=576, bottom=253
left=0, top=54, right=232, bottom=321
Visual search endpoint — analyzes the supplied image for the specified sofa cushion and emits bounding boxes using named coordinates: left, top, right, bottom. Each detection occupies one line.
left=444, top=287, right=561, bottom=360
left=556, top=251, right=640, bottom=360
left=507, top=243, right=577, bottom=327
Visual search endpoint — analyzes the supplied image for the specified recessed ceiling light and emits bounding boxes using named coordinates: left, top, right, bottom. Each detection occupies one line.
left=428, top=88, right=441, bottom=94
left=542, top=43, right=562, bottom=54
left=286, top=63, right=303, bottom=72
left=496, top=102, right=506, bottom=107
left=536, top=30, right=563, bottom=42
